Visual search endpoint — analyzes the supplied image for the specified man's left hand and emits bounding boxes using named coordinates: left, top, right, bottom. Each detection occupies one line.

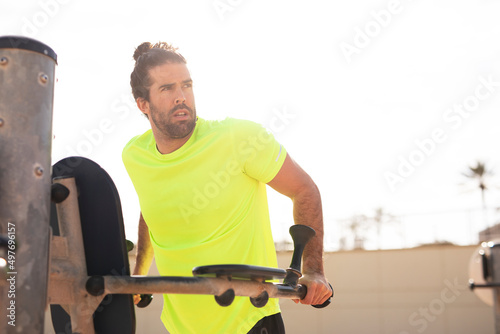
left=293, top=272, right=332, bottom=306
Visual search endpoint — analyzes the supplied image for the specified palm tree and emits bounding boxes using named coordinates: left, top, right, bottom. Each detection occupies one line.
left=462, top=161, right=494, bottom=235
left=368, top=207, right=400, bottom=249
left=341, top=208, right=401, bottom=250
left=462, top=161, right=493, bottom=210
left=341, top=214, right=368, bottom=250
left=463, top=161, right=492, bottom=210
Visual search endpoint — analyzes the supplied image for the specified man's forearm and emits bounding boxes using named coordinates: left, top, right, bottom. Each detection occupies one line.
left=267, top=154, right=331, bottom=304
left=133, top=213, right=154, bottom=276
left=292, top=182, right=325, bottom=275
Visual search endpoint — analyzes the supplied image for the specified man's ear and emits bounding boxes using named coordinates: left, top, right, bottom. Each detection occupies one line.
left=136, top=97, right=150, bottom=116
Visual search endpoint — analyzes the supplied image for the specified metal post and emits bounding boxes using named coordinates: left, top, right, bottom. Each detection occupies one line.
left=491, top=244, right=500, bottom=333
left=0, top=36, right=57, bottom=333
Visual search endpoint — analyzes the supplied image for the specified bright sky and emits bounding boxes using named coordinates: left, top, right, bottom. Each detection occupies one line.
left=3, top=0, right=500, bottom=250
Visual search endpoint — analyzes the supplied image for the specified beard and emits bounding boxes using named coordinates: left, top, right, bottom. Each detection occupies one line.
left=149, top=102, right=197, bottom=139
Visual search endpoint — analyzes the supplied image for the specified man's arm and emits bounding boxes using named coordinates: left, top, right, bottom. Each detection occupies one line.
left=267, top=154, right=332, bottom=305
left=133, top=212, right=154, bottom=276
left=132, top=213, right=154, bottom=304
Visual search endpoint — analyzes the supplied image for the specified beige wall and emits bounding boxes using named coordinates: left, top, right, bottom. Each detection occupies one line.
left=279, top=245, right=493, bottom=334
left=45, top=245, right=494, bottom=334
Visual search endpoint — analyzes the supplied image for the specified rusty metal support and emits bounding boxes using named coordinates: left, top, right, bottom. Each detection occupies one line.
left=0, top=36, right=57, bottom=334
left=49, top=177, right=105, bottom=334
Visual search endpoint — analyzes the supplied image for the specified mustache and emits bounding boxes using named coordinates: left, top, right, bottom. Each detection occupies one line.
left=170, top=104, right=193, bottom=114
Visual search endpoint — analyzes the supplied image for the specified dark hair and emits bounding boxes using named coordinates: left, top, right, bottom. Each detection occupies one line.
left=130, top=42, right=187, bottom=102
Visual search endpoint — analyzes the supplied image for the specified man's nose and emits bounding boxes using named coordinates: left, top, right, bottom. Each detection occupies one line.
left=175, top=88, right=186, bottom=104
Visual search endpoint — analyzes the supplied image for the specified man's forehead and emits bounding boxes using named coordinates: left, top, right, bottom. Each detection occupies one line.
left=149, top=62, right=191, bottom=83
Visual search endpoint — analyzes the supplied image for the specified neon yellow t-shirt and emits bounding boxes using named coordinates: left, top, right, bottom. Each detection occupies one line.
left=122, top=117, right=287, bottom=334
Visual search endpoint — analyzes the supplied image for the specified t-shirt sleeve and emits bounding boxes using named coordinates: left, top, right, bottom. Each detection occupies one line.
left=232, top=119, right=287, bottom=183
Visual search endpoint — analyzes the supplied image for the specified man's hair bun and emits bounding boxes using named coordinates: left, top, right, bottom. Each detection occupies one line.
left=133, top=42, right=180, bottom=61
left=133, top=42, right=153, bottom=61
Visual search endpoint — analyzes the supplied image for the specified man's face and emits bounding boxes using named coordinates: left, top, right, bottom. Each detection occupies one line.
left=145, top=62, right=197, bottom=139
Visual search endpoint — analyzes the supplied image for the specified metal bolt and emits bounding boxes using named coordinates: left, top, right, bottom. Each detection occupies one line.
left=34, top=166, right=44, bottom=176
left=0, top=57, right=7, bottom=65
left=39, top=73, right=48, bottom=84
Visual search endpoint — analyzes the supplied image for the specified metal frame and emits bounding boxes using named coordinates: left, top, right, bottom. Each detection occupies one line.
left=48, top=176, right=305, bottom=334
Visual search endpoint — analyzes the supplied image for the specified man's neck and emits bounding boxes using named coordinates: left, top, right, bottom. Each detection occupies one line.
left=154, top=131, right=194, bottom=154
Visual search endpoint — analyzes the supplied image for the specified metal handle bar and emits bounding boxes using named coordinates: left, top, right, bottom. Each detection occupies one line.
left=87, top=275, right=307, bottom=301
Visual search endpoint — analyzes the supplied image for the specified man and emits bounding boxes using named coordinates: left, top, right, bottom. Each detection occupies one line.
left=123, top=41, right=332, bottom=334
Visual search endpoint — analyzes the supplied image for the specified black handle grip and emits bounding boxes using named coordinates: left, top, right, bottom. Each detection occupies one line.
left=288, top=225, right=316, bottom=273
left=312, top=297, right=331, bottom=308
left=481, top=250, right=490, bottom=280
left=137, top=294, right=153, bottom=308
